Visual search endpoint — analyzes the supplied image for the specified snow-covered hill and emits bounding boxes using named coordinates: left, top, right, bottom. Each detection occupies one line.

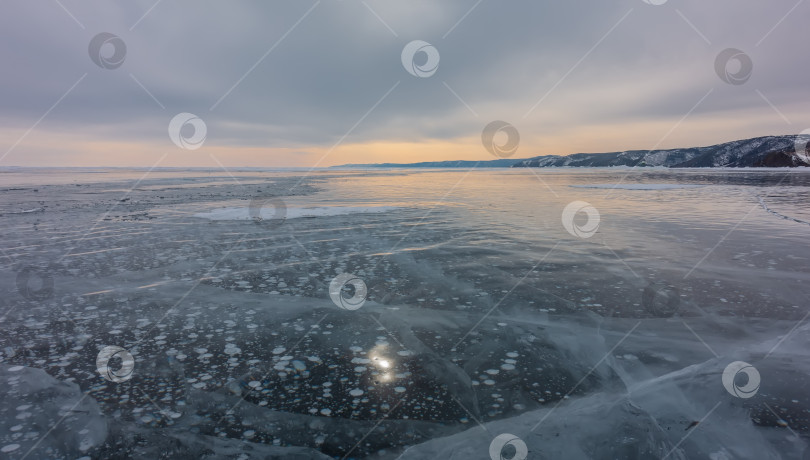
left=513, top=135, right=810, bottom=168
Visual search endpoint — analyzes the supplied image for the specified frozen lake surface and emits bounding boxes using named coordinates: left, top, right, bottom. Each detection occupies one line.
left=1, top=167, right=809, bottom=459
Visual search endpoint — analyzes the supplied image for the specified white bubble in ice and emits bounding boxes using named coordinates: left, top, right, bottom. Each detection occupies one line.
left=1, top=445, right=20, bottom=453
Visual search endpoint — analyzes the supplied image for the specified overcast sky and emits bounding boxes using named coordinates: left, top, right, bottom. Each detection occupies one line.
left=1, top=0, right=808, bottom=167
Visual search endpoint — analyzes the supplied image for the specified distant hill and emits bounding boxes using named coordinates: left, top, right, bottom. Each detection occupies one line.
left=332, top=135, right=810, bottom=169
left=332, top=159, right=519, bottom=168
left=514, top=135, right=810, bottom=168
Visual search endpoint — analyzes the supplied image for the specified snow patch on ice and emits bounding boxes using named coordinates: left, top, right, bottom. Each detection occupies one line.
left=194, top=205, right=401, bottom=221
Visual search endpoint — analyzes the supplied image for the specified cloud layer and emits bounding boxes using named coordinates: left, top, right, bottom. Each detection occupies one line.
left=1, top=0, right=808, bottom=167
